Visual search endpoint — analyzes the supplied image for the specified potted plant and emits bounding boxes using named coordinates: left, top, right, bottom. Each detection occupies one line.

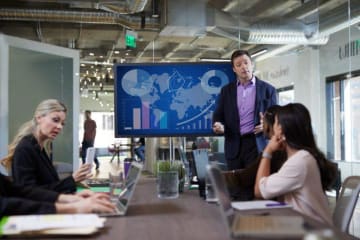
left=155, top=160, right=186, bottom=197
left=171, top=160, right=186, bottom=193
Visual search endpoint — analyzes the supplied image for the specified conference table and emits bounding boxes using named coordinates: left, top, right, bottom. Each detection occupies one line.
left=88, top=176, right=355, bottom=240
left=21, top=176, right=356, bottom=240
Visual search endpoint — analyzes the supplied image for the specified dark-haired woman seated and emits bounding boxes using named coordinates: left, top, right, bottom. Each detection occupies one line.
left=223, top=105, right=286, bottom=201
left=255, top=103, right=337, bottom=225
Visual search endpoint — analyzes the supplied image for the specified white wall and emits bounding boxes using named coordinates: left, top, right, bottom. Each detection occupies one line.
left=256, top=48, right=324, bottom=149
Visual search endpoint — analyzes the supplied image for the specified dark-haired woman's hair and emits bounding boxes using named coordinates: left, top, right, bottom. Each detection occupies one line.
left=276, top=103, right=337, bottom=191
left=263, top=105, right=281, bottom=138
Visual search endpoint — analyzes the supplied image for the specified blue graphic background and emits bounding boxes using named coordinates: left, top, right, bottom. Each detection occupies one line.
left=115, top=62, right=234, bottom=137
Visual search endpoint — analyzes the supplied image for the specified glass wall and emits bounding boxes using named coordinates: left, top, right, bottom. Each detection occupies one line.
left=326, top=72, right=360, bottom=162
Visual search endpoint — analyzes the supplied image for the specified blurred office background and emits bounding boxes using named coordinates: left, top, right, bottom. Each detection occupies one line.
left=0, top=1, right=359, bottom=235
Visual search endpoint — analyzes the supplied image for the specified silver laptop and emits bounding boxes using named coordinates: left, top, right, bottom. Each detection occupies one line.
left=206, top=164, right=306, bottom=238
left=101, top=162, right=143, bottom=217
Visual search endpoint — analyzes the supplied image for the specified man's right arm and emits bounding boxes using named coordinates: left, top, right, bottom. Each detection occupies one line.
left=212, top=87, right=226, bottom=134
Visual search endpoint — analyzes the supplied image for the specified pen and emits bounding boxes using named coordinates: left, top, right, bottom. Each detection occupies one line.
left=265, top=202, right=287, bottom=207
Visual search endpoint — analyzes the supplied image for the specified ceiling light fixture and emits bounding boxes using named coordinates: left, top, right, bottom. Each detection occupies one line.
left=80, top=61, right=113, bottom=66
left=246, top=30, right=329, bottom=45
left=251, top=49, right=268, bottom=58
left=199, top=58, right=230, bottom=62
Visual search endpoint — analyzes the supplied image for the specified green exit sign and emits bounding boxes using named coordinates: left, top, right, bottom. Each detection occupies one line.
left=125, top=30, right=137, bottom=48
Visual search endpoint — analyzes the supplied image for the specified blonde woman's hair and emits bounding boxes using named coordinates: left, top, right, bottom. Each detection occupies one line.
left=1, top=99, right=67, bottom=170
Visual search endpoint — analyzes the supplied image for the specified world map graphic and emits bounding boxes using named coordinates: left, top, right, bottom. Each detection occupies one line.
left=121, top=68, right=230, bottom=129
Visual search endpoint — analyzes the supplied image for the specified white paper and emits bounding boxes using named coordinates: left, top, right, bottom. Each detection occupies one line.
left=231, top=200, right=292, bottom=211
left=3, top=214, right=105, bottom=234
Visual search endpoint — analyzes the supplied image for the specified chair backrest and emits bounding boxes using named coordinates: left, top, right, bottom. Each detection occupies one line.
left=332, top=167, right=342, bottom=199
left=192, top=149, right=209, bottom=182
left=210, top=152, right=228, bottom=170
left=332, top=175, right=360, bottom=233
left=193, top=149, right=210, bottom=198
left=177, top=143, right=191, bottom=180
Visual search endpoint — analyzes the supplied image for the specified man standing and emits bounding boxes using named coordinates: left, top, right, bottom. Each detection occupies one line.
left=81, top=110, right=100, bottom=170
left=212, top=50, right=277, bottom=171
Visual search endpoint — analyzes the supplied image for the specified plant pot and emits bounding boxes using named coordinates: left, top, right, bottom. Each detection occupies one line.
left=157, top=171, right=179, bottom=199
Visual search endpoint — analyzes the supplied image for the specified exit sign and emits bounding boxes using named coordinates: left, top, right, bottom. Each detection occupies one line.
left=125, top=30, right=137, bottom=48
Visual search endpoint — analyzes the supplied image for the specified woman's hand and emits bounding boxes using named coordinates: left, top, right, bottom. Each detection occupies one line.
left=75, top=195, right=115, bottom=213
left=264, top=134, right=286, bottom=155
left=58, top=190, right=110, bottom=203
left=56, top=194, right=116, bottom=214
left=57, top=193, right=83, bottom=203
left=76, top=189, right=95, bottom=198
left=72, top=163, right=92, bottom=182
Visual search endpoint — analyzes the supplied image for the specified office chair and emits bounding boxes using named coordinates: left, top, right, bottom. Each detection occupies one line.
left=210, top=152, right=228, bottom=170
left=332, top=175, right=360, bottom=234
left=193, top=149, right=210, bottom=198
left=177, top=143, right=191, bottom=183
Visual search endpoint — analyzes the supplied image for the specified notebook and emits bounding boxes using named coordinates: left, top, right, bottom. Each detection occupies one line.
left=100, top=162, right=143, bottom=217
left=206, top=164, right=306, bottom=238
left=1, top=214, right=105, bottom=236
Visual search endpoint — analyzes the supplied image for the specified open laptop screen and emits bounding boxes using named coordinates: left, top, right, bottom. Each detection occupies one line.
left=118, top=162, right=143, bottom=207
left=206, top=164, right=235, bottom=230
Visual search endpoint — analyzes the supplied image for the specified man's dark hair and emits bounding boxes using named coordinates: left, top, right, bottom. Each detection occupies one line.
left=231, top=50, right=252, bottom=67
left=85, top=110, right=91, bottom=114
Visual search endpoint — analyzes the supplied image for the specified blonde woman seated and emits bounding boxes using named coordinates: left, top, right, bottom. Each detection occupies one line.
left=2, top=99, right=92, bottom=193
left=255, top=103, right=337, bottom=225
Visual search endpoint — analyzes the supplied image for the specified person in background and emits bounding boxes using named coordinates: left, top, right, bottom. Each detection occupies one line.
left=223, top=105, right=286, bottom=200
left=81, top=110, right=100, bottom=170
left=134, top=137, right=145, bottom=162
left=0, top=173, right=115, bottom=215
left=196, top=137, right=210, bottom=149
left=2, top=99, right=92, bottom=193
left=255, top=103, right=337, bottom=225
left=212, top=49, right=277, bottom=171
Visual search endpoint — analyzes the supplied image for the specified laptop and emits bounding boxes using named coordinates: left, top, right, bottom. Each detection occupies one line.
left=100, top=162, right=143, bottom=217
left=206, top=164, right=306, bottom=238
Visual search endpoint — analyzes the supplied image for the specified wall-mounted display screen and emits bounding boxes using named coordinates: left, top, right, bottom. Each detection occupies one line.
left=114, top=62, right=234, bottom=137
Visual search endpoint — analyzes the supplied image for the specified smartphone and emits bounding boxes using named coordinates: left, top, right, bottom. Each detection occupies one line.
left=85, top=147, right=95, bottom=165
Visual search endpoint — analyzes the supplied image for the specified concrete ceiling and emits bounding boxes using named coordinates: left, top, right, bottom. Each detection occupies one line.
left=0, top=0, right=359, bottom=112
